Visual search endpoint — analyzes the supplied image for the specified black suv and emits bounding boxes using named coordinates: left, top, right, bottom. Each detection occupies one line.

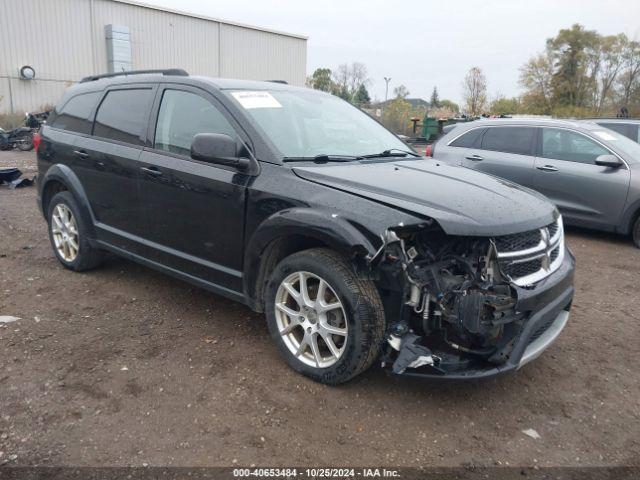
left=37, top=69, right=575, bottom=384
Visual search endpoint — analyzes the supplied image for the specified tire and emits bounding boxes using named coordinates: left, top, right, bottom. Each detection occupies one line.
left=16, top=132, right=34, bottom=151
left=264, top=248, right=385, bottom=384
left=47, top=191, right=103, bottom=271
left=633, top=216, right=640, bottom=249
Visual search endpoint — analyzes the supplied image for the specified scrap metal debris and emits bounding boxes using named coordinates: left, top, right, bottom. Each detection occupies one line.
left=0, top=168, right=35, bottom=188
left=522, top=428, right=542, bottom=439
left=0, top=316, right=20, bottom=323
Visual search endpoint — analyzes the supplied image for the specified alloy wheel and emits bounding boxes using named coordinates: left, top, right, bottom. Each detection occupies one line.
left=51, top=204, right=79, bottom=262
left=274, top=271, right=348, bottom=368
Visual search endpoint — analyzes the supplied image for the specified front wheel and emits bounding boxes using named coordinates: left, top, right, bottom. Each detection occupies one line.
left=265, top=248, right=385, bottom=384
left=633, top=216, right=640, bottom=249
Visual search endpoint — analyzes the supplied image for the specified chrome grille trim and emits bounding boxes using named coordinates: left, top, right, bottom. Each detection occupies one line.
left=493, top=216, right=564, bottom=287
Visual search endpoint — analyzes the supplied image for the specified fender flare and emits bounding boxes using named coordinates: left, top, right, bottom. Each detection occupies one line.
left=39, top=163, right=97, bottom=238
left=242, top=208, right=380, bottom=309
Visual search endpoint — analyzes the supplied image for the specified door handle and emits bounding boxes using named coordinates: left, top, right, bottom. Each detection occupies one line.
left=140, top=166, right=163, bottom=176
left=536, top=165, right=558, bottom=172
left=465, top=154, right=483, bottom=161
left=73, top=150, right=89, bottom=159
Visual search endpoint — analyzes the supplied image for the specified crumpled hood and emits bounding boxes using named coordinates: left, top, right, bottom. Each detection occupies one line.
left=292, top=159, right=558, bottom=236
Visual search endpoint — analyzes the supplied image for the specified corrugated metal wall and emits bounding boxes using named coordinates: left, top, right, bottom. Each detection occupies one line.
left=0, top=0, right=307, bottom=113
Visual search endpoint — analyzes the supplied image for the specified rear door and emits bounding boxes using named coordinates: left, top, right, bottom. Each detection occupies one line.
left=435, top=127, right=485, bottom=165
left=137, top=85, right=251, bottom=294
left=462, top=126, right=537, bottom=187
left=73, top=85, right=155, bottom=254
left=533, top=127, right=630, bottom=229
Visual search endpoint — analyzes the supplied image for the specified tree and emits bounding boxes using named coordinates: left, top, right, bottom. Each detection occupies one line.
left=308, top=68, right=334, bottom=92
left=329, top=62, right=371, bottom=103
left=462, top=67, right=487, bottom=116
left=381, top=97, right=412, bottom=135
left=354, top=84, right=371, bottom=105
left=490, top=95, right=520, bottom=115
left=430, top=87, right=440, bottom=108
left=440, top=99, right=459, bottom=113
left=519, top=53, right=554, bottom=114
left=393, top=84, right=410, bottom=99
left=547, top=24, right=600, bottom=108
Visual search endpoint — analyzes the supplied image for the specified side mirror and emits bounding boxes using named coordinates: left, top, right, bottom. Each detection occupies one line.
left=190, top=133, right=250, bottom=169
left=595, top=154, right=622, bottom=168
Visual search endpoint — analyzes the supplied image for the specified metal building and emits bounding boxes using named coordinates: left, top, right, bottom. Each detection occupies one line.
left=0, top=0, right=308, bottom=114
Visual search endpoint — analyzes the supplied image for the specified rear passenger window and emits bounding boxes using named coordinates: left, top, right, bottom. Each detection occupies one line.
left=49, top=92, right=101, bottom=134
left=154, top=89, right=236, bottom=156
left=450, top=128, right=484, bottom=148
left=481, top=127, right=535, bottom=155
left=93, top=89, right=152, bottom=145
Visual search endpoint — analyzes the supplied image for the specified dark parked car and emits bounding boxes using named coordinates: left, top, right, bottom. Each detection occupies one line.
left=588, top=118, right=640, bottom=144
left=433, top=118, right=640, bottom=247
left=37, top=70, right=574, bottom=383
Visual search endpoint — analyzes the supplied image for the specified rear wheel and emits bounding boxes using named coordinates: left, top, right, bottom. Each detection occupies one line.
left=47, top=191, right=103, bottom=271
left=265, top=248, right=385, bottom=384
left=633, top=216, right=640, bottom=249
left=15, top=131, right=34, bottom=151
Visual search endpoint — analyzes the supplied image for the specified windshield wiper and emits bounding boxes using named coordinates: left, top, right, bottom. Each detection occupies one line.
left=283, top=154, right=361, bottom=163
left=359, top=148, right=421, bottom=159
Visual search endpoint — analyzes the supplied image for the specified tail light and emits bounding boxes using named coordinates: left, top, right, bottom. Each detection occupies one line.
left=425, top=144, right=433, bottom=157
left=33, top=132, right=41, bottom=152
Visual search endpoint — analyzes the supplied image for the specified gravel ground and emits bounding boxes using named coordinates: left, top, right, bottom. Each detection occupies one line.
left=0, top=150, right=639, bottom=468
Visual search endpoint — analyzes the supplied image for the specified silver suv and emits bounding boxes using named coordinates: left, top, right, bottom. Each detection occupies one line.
left=433, top=118, right=640, bottom=247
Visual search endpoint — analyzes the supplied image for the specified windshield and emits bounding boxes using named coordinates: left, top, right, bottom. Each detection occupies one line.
left=587, top=127, right=640, bottom=161
left=226, top=89, right=410, bottom=159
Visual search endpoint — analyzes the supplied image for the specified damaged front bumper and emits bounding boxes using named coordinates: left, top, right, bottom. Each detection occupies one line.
left=377, top=225, right=575, bottom=380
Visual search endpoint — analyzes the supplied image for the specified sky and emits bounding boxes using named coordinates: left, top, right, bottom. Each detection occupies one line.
left=141, top=0, right=640, bottom=105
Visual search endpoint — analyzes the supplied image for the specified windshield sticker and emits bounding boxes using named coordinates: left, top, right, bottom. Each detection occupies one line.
left=231, top=91, right=282, bottom=109
left=593, top=130, right=617, bottom=141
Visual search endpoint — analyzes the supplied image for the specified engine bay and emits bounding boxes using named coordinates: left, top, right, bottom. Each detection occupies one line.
left=372, top=225, right=529, bottom=376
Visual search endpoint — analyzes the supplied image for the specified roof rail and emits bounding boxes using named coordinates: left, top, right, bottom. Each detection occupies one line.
left=80, top=68, right=189, bottom=83
left=267, top=80, right=288, bottom=84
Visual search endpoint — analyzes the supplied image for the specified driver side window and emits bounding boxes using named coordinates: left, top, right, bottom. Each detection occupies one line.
left=541, top=128, right=610, bottom=164
left=154, top=89, right=236, bottom=156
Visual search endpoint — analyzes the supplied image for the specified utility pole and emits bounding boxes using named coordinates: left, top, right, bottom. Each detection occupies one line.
left=383, top=77, right=391, bottom=114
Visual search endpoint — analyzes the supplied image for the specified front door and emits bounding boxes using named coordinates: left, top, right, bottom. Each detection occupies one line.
left=533, top=127, right=630, bottom=229
left=138, top=85, right=251, bottom=294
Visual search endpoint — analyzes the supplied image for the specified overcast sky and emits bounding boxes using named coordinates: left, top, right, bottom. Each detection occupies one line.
left=145, top=0, right=640, bottom=104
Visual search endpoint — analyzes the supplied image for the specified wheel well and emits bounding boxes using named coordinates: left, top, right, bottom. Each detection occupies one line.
left=631, top=207, right=640, bottom=234
left=252, top=235, right=331, bottom=312
left=42, top=180, right=68, bottom=215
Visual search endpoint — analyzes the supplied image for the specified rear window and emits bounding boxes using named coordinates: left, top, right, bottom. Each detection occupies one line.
left=481, top=127, right=535, bottom=155
left=93, top=89, right=153, bottom=145
left=449, top=128, right=484, bottom=148
left=49, top=92, right=101, bottom=134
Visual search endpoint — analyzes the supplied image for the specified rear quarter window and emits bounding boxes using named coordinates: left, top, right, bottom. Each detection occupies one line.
left=449, top=128, right=484, bottom=148
left=93, top=89, right=153, bottom=145
left=48, top=91, right=101, bottom=134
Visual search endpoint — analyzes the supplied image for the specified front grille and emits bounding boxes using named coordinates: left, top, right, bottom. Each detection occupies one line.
left=494, top=230, right=541, bottom=252
left=503, top=258, right=543, bottom=278
left=493, top=217, right=564, bottom=287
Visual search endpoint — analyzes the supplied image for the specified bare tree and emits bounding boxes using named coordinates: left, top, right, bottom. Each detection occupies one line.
left=618, top=39, right=640, bottom=107
left=519, top=53, right=554, bottom=113
left=331, top=62, right=370, bottom=101
left=462, top=67, right=487, bottom=116
left=393, top=84, right=410, bottom=99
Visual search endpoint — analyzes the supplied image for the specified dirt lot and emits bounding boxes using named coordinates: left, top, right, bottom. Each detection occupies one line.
left=1, top=150, right=639, bottom=468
